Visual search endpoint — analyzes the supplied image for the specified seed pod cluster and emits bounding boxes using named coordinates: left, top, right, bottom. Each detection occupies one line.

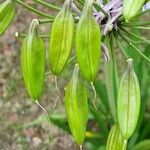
left=123, top=0, right=145, bottom=21
left=0, top=0, right=15, bottom=35
left=117, top=58, right=141, bottom=139
left=75, top=0, right=101, bottom=82
left=21, top=19, right=46, bottom=101
left=65, top=64, right=88, bottom=145
left=106, top=124, right=127, bottom=150
left=49, top=0, right=75, bottom=76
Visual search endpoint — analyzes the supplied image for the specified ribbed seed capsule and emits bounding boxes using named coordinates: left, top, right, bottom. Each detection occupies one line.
left=49, top=0, right=75, bottom=75
left=76, top=0, right=101, bottom=82
left=21, top=19, right=45, bottom=101
left=65, top=64, right=88, bottom=145
left=106, top=124, right=127, bottom=150
left=117, top=58, right=141, bottom=139
left=0, top=0, right=15, bottom=35
left=123, top=0, right=145, bottom=22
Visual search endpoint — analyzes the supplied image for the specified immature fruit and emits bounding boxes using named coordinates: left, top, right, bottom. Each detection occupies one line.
left=0, top=0, right=15, bottom=35
left=123, top=0, right=145, bottom=21
left=106, top=124, right=127, bottom=150
left=117, top=58, right=141, bottom=139
left=76, top=0, right=101, bottom=82
left=49, top=0, right=75, bottom=75
left=21, top=19, right=45, bottom=101
left=65, top=64, right=88, bottom=145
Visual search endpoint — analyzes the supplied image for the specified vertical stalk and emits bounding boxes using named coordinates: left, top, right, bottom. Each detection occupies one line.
left=104, top=36, right=118, bottom=123
left=123, top=139, right=127, bottom=150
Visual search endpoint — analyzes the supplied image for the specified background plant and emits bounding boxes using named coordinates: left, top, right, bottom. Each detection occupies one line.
left=0, top=0, right=150, bottom=149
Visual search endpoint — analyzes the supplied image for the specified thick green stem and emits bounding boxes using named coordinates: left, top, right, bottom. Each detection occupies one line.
left=39, top=19, right=54, bottom=24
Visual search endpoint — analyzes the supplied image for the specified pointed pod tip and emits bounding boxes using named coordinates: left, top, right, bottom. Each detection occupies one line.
left=126, top=58, right=134, bottom=69
left=32, top=19, right=39, bottom=25
left=75, top=64, right=79, bottom=70
left=75, top=63, right=79, bottom=66
left=126, top=58, right=133, bottom=63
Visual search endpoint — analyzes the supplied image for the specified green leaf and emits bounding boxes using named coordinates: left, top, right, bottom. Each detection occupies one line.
left=94, top=80, right=109, bottom=111
left=133, top=140, right=150, bottom=150
left=104, top=37, right=118, bottom=123
left=89, top=104, right=109, bottom=137
left=49, top=113, right=70, bottom=133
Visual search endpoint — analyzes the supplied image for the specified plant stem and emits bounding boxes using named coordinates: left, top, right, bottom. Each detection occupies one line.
left=119, top=27, right=150, bottom=43
left=118, top=29, right=147, bottom=45
left=15, top=32, right=50, bottom=38
left=76, top=0, right=84, bottom=5
left=93, top=1, right=109, bottom=18
left=134, top=26, right=150, bottom=30
left=114, top=32, right=130, bottom=59
left=77, top=0, right=109, bottom=18
left=122, top=21, right=150, bottom=26
left=13, top=0, right=55, bottom=19
left=35, top=101, right=52, bottom=139
left=132, top=9, right=150, bottom=20
left=118, top=32, right=150, bottom=63
left=71, top=3, right=81, bottom=16
left=33, top=0, right=60, bottom=11
left=123, top=139, right=127, bottom=150
left=39, top=19, right=54, bottom=24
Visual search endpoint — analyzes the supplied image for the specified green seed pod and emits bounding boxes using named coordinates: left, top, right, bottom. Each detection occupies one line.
left=0, top=0, right=15, bottom=35
left=76, top=0, right=101, bottom=82
left=49, top=0, right=75, bottom=75
left=117, top=58, right=141, bottom=139
left=65, top=64, right=88, bottom=145
left=21, top=19, right=46, bottom=101
left=123, top=0, right=145, bottom=22
left=106, top=124, right=127, bottom=150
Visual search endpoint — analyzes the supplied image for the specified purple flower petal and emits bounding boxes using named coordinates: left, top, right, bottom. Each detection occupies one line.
left=142, top=1, right=150, bottom=12
left=101, top=43, right=110, bottom=62
left=103, top=0, right=121, bottom=12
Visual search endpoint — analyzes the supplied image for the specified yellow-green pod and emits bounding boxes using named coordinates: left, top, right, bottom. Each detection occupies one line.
left=117, top=58, right=141, bottom=139
left=49, top=0, right=75, bottom=75
left=123, top=0, right=145, bottom=22
left=0, top=0, right=15, bottom=35
left=106, top=124, right=127, bottom=150
left=65, top=64, right=88, bottom=145
left=21, top=19, right=46, bottom=101
left=76, top=0, right=101, bottom=82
